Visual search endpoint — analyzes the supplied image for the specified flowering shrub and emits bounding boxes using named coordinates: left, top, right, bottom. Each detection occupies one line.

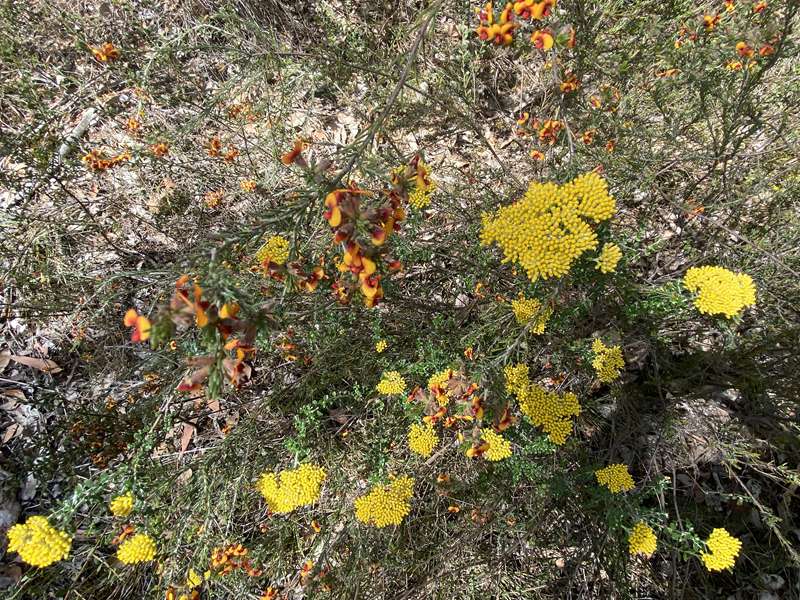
left=5, top=0, right=798, bottom=597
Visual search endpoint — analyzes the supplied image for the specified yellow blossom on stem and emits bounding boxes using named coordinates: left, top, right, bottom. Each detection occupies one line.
left=591, top=339, right=625, bottom=383
left=256, top=235, right=290, bottom=266
left=376, top=371, right=406, bottom=395
left=481, top=172, right=615, bottom=281
left=683, top=266, right=756, bottom=318
left=7, top=516, right=72, bottom=568
left=477, top=428, right=512, bottom=461
left=596, top=243, right=622, bottom=273
left=519, top=385, right=580, bottom=445
left=595, top=463, right=635, bottom=493
left=110, top=492, right=134, bottom=517
left=408, top=422, right=439, bottom=457
left=629, top=521, right=657, bottom=557
left=510, top=296, right=552, bottom=332
left=117, top=533, right=156, bottom=564
left=701, top=528, right=742, bottom=571
left=375, top=340, right=388, bottom=353
left=354, top=476, right=415, bottom=527
left=256, top=464, right=326, bottom=513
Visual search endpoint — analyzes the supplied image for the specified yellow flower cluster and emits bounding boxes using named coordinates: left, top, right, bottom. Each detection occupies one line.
left=109, top=492, right=134, bottom=517
left=596, top=242, right=622, bottom=273
left=683, top=266, right=756, bottom=318
left=376, top=371, right=406, bottom=395
left=628, top=521, right=657, bottom=557
left=510, top=296, right=552, bottom=333
left=408, top=422, right=439, bottom=457
left=503, top=363, right=530, bottom=397
left=480, top=172, right=615, bottom=281
left=504, top=364, right=581, bottom=445
left=479, top=428, right=512, bottom=461
left=701, top=528, right=742, bottom=571
left=354, top=476, right=415, bottom=527
left=591, top=339, right=625, bottom=383
left=427, top=369, right=452, bottom=406
left=257, top=463, right=326, bottom=513
left=375, top=340, right=388, bottom=353
left=117, top=533, right=156, bottom=564
left=255, top=235, right=290, bottom=266
left=408, top=159, right=436, bottom=209
left=6, top=516, right=72, bottom=568
left=595, top=464, right=635, bottom=493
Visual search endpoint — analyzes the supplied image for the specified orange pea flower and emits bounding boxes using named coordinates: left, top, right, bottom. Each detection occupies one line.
left=280, top=138, right=306, bottom=166
left=151, top=142, right=169, bottom=157
left=736, top=41, right=754, bottom=58
left=759, top=44, right=774, bottom=57
left=724, top=0, right=735, bottom=12
left=124, top=309, right=151, bottom=342
left=753, top=1, right=767, bottom=13
left=560, top=72, right=579, bottom=93
left=207, top=137, right=222, bottom=157
left=90, top=42, right=120, bottom=62
left=703, top=14, right=720, bottom=30
left=530, top=149, right=545, bottom=160
left=531, top=28, right=554, bottom=51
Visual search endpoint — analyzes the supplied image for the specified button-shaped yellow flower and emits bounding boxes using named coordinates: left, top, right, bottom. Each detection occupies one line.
left=408, top=423, right=439, bottom=457
left=683, top=266, right=756, bottom=318
left=591, top=339, right=625, bottom=383
left=701, top=528, right=742, bottom=571
left=7, top=516, right=72, bottom=568
left=596, top=242, right=622, bottom=273
left=255, top=235, right=290, bottom=266
left=376, top=371, right=406, bottom=395
left=628, top=521, right=657, bottom=557
left=595, top=463, right=635, bottom=493
left=257, top=463, right=326, bottom=514
left=109, top=492, right=134, bottom=517
left=481, top=172, right=615, bottom=281
left=354, top=476, right=415, bottom=527
left=117, top=533, right=156, bottom=564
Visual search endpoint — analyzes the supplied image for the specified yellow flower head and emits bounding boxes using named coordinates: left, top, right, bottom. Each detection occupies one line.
left=255, top=235, right=290, bottom=266
left=628, top=521, right=657, bottom=557
left=375, top=340, right=388, bottom=353
left=481, top=172, right=615, bottom=281
left=257, top=463, right=326, bottom=514
left=596, top=242, right=622, bottom=273
left=591, top=339, right=625, bottom=383
left=503, top=363, right=530, bottom=397
left=117, top=533, right=156, bottom=564
left=595, top=463, right=635, bottom=493
left=479, top=428, right=512, bottom=461
left=376, top=371, right=406, bottom=395
left=510, top=296, right=552, bottom=332
left=518, top=385, right=581, bottom=445
left=110, top=492, right=134, bottom=517
left=354, top=476, right=415, bottom=527
left=683, top=266, right=756, bottom=318
left=701, top=528, right=742, bottom=571
left=408, top=422, right=439, bottom=457
left=6, top=516, right=72, bottom=568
